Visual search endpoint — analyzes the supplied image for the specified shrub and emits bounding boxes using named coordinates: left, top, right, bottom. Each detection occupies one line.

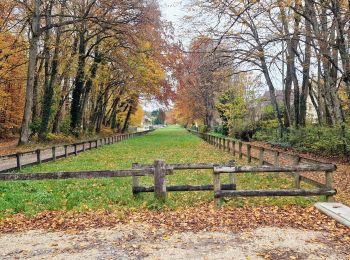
left=45, top=133, right=75, bottom=144
left=213, top=125, right=227, bottom=135
left=30, top=119, right=41, bottom=136
left=100, top=127, right=114, bottom=137
left=254, top=125, right=349, bottom=156
left=59, top=118, right=71, bottom=135
left=198, top=125, right=209, bottom=133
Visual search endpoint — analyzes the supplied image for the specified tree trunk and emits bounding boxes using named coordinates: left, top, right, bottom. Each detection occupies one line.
left=299, top=0, right=312, bottom=126
left=32, top=57, right=43, bottom=122
left=52, top=76, right=69, bottom=133
left=333, top=0, right=350, bottom=111
left=122, top=104, right=133, bottom=132
left=70, top=29, right=86, bottom=132
left=19, top=0, right=40, bottom=145
left=279, top=2, right=300, bottom=127
left=80, top=37, right=101, bottom=131
left=39, top=2, right=59, bottom=141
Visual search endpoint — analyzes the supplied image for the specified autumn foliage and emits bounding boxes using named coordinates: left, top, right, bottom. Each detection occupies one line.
left=0, top=0, right=177, bottom=142
left=0, top=2, right=26, bottom=137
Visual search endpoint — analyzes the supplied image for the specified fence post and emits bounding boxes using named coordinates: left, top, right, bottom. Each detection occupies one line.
left=36, top=149, right=42, bottom=164
left=213, top=170, right=221, bottom=208
left=293, top=156, right=301, bottom=188
left=325, top=170, right=334, bottom=202
left=239, top=142, right=243, bottom=159
left=259, top=148, right=264, bottom=166
left=83, top=142, right=86, bottom=152
left=64, top=145, right=68, bottom=158
left=16, top=153, right=22, bottom=170
left=95, top=140, right=98, bottom=148
left=154, top=160, right=167, bottom=200
left=274, top=151, right=280, bottom=177
left=52, top=146, right=56, bottom=161
left=273, top=151, right=279, bottom=166
left=247, top=144, right=251, bottom=163
left=228, top=160, right=236, bottom=190
left=232, top=141, right=236, bottom=156
left=74, top=144, right=77, bottom=156
left=132, top=163, right=140, bottom=196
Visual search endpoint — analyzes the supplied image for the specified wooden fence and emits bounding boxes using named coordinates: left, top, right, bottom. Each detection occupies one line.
left=0, top=159, right=336, bottom=207
left=187, top=129, right=334, bottom=189
left=0, top=130, right=154, bottom=173
left=213, top=164, right=336, bottom=207
left=131, top=160, right=236, bottom=199
left=131, top=160, right=336, bottom=206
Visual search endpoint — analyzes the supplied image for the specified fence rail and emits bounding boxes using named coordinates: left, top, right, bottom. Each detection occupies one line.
left=0, top=130, right=154, bottom=173
left=131, top=160, right=236, bottom=198
left=131, top=159, right=336, bottom=207
left=187, top=129, right=334, bottom=189
left=0, top=158, right=336, bottom=207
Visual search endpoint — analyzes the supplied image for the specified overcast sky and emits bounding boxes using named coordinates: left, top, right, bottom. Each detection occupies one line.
left=159, top=0, right=191, bottom=46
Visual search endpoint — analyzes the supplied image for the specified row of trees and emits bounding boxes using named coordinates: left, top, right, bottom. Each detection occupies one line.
left=172, top=0, right=350, bottom=136
left=0, top=0, right=176, bottom=144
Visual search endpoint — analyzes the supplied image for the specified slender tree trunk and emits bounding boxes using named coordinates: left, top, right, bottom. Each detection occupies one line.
left=70, top=29, right=86, bottom=132
left=279, top=2, right=300, bottom=127
left=333, top=0, right=350, bottom=111
left=122, top=104, right=133, bottom=132
left=52, top=76, right=69, bottom=133
left=32, top=57, right=43, bottom=122
left=39, top=2, right=58, bottom=141
left=52, top=34, right=78, bottom=134
left=80, top=36, right=101, bottom=131
left=19, top=0, right=40, bottom=145
left=299, top=0, right=312, bottom=126
left=249, top=20, right=284, bottom=134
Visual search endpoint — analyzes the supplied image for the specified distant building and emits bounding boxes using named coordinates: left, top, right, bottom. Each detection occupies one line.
left=260, top=90, right=318, bottom=123
left=142, top=115, right=152, bottom=127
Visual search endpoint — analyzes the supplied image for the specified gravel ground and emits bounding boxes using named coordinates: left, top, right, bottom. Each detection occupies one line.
left=0, top=224, right=347, bottom=260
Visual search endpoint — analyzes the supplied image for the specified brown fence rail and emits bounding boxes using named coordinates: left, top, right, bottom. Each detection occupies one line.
left=131, top=160, right=236, bottom=198
left=213, top=164, right=336, bottom=207
left=187, top=129, right=334, bottom=189
left=0, top=159, right=336, bottom=207
left=0, top=130, right=154, bottom=173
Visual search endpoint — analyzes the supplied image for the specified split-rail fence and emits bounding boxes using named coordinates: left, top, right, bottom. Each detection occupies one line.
left=0, top=129, right=154, bottom=172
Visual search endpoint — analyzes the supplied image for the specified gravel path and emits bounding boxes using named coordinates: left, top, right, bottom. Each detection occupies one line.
left=0, top=224, right=347, bottom=259
left=0, top=143, right=87, bottom=172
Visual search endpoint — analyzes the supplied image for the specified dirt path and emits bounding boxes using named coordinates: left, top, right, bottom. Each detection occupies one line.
left=0, top=143, right=86, bottom=172
left=1, top=205, right=349, bottom=259
left=0, top=224, right=347, bottom=259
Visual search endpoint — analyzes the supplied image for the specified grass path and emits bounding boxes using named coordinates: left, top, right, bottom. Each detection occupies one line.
left=0, top=126, right=322, bottom=217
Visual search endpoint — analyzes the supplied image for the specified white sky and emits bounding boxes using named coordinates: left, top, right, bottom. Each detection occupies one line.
left=159, top=0, right=191, bottom=47
left=143, top=0, right=281, bottom=111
